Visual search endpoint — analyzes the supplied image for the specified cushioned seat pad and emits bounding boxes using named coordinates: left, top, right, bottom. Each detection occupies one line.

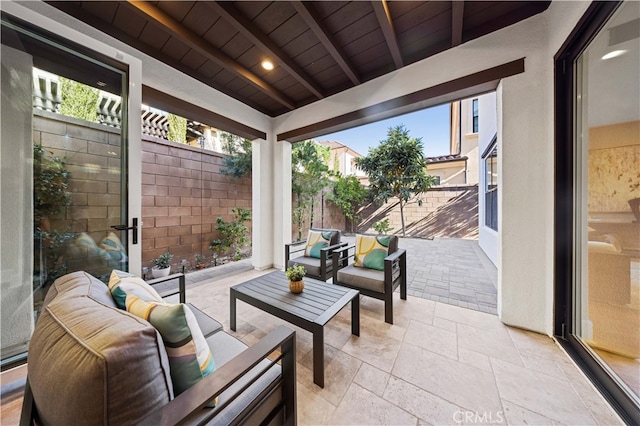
left=188, top=303, right=223, bottom=337
left=189, top=332, right=282, bottom=425
left=287, top=256, right=322, bottom=278
left=337, top=264, right=385, bottom=293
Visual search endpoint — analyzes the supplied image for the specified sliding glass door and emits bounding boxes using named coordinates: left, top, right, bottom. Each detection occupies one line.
left=1, top=15, right=129, bottom=365
left=555, top=1, right=640, bottom=422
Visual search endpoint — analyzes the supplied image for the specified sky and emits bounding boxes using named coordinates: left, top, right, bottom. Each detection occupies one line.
left=318, top=103, right=451, bottom=158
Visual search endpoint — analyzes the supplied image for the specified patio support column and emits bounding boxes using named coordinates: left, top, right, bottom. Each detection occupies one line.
left=273, top=140, right=292, bottom=270
left=252, top=136, right=274, bottom=270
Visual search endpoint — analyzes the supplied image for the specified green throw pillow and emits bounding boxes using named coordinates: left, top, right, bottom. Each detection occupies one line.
left=113, top=287, right=217, bottom=406
left=304, top=230, right=333, bottom=258
left=354, top=235, right=391, bottom=271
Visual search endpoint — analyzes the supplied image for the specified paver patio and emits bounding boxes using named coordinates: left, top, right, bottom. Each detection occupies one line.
left=188, top=236, right=498, bottom=315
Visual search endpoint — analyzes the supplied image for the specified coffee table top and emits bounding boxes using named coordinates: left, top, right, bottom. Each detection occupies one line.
left=231, top=270, right=359, bottom=326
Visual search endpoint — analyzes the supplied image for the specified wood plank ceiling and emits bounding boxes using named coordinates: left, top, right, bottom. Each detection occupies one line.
left=48, top=1, right=551, bottom=117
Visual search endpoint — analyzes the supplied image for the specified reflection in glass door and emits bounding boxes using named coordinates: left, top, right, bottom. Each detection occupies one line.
left=1, top=16, right=129, bottom=364
left=574, top=0, right=640, bottom=405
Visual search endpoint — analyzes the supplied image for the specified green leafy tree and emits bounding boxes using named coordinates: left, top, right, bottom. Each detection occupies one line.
left=59, top=77, right=99, bottom=123
left=167, top=113, right=187, bottom=144
left=292, top=141, right=331, bottom=239
left=327, top=174, right=368, bottom=233
left=220, top=131, right=252, bottom=179
left=355, top=125, right=436, bottom=237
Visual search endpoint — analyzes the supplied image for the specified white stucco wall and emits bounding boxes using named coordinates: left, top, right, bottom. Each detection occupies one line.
left=478, top=93, right=498, bottom=267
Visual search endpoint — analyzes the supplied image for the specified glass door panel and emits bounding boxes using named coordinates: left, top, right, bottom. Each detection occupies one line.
left=1, top=16, right=129, bottom=363
left=574, top=1, right=640, bottom=403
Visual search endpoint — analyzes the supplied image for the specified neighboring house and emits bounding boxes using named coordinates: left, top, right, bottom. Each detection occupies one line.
left=318, top=140, right=368, bottom=184
left=425, top=94, right=498, bottom=266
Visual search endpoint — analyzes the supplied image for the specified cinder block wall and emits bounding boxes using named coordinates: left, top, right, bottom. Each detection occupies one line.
left=141, top=136, right=252, bottom=269
left=357, top=185, right=479, bottom=239
left=34, top=110, right=122, bottom=243
left=33, top=110, right=252, bottom=274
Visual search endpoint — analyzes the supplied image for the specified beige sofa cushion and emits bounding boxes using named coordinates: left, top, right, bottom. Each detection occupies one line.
left=28, top=271, right=173, bottom=425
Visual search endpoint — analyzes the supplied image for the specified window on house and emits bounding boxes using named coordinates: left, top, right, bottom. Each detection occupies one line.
left=472, top=98, right=479, bottom=133
left=433, top=176, right=441, bottom=186
left=483, top=139, right=498, bottom=230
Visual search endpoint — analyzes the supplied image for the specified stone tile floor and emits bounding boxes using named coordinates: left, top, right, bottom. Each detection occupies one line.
left=185, top=266, right=620, bottom=425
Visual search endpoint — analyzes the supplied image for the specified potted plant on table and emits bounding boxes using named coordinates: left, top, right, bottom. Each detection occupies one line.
left=285, top=263, right=306, bottom=294
left=151, top=252, right=173, bottom=278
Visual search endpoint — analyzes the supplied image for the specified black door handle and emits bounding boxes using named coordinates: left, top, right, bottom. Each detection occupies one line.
left=111, top=217, right=138, bottom=244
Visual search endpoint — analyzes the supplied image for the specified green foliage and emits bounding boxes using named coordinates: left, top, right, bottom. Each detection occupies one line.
left=152, top=252, right=173, bottom=269
left=220, top=131, right=252, bottom=179
left=33, top=145, right=71, bottom=223
left=285, top=264, right=306, bottom=281
left=327, top=174, right=368, bottom=233
left=372, top=219, right=393, bottom=235
left=209, top=207, right=251, bottom=261
left=167, top=113, right=187, bottom=144
left=59, top=77, right=99, bottom=123
left=292, top=141, right=332, bottom=239
left=355, top=125, right=436, bottom=236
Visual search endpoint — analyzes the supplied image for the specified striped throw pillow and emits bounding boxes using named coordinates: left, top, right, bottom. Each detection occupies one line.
left=112, top=286, right=217, bottom=405
left=354, top=235, right=391, bottom=271
left=304, top=230, right=333, bottom=258
left=108, top=270, right=163, bottom=309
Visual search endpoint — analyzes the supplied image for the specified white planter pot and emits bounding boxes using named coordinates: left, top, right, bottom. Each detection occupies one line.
left=152, top=266, right=171, bottom=278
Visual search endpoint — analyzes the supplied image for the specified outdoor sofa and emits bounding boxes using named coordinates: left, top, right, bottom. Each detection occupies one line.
left=20, top=271, right=297, bottom=425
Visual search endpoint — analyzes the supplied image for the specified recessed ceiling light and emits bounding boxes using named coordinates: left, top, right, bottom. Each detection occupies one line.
left=601, top=50, right=627, bottom=60
left=97, top=81, right=107, bottom=87
left=261, top=60, right=274, bottom=71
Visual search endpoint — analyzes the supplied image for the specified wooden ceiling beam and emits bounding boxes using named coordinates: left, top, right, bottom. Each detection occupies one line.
left=291, top=1, right=361, bottom=86
left=452, top=1, right=465, bottom=47
left=371, top=0, right=404, bottom=69
left=126, top=0, right=296, bottom=110
left=206, top=1, right=324, bottom=100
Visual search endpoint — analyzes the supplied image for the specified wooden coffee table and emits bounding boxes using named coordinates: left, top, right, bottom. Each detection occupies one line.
left=230, top=270, right=360, bottom=388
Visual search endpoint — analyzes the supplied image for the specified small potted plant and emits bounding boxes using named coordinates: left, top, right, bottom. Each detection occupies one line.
left=151, top=252, right=173, bottom=278
left=285, top=263, right=306, bottom=294
left=194, top=253, right=207, bottom=270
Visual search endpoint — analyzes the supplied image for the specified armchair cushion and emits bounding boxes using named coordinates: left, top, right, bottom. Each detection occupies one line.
left=354, top=235, right=393, bottom=271
left=304, top=230, right=333, bottom=258
left=288, top=256, right=323, bottom=278
left=115, top=288, right=217, bottom=401
left=337, top=264, right=385, bottom=293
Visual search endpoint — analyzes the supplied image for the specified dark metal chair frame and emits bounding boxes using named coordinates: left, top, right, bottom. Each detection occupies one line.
left=285, top=230, right=347, bottom=281
left=331, top=244, right=407, bottom=324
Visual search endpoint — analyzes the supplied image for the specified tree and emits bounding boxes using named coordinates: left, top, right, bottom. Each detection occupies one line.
left=59, top=77, right=99, bottom=123
left=327, top=174, right=368, bottom=233
left=355, top=125, right=436, bottom=237
left=167, top=113, right=187, bottom=144
left=292, top=140, right=331, bottom=239
left=220, top=131, right=252, bottom=179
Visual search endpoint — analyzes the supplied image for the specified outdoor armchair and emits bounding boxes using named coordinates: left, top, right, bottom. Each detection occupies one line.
left=332, top=235, right=407, bottom=324
left=285, top=228, right=347, bottom=281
